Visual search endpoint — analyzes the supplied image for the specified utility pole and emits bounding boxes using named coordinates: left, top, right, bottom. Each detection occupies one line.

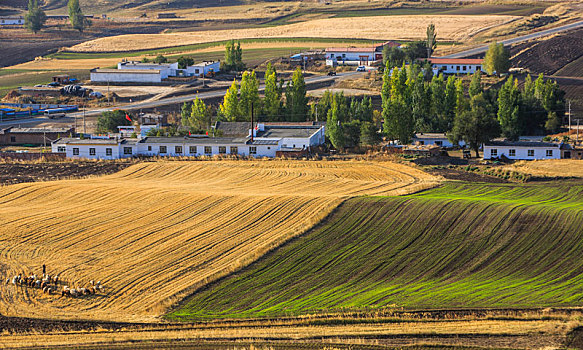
left=107, top=80, right=110, bottom=106
left=577, top=119, right=580, bottom=145
left=83, top=92, right=86, bottom=135
left=250, top=102, right=254, bottom=142
left=568, top=100, right=571, bottom=133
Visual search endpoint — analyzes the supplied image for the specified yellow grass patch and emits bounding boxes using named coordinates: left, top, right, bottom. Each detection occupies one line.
left=71, top=15, right=518, bottom=52
left=0, top=160, right=438, bottom=322
left=503, top=159, right=583, bottom=178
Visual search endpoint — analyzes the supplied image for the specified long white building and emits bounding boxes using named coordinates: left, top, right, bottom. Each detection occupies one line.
left=483, top=141, right=561, bottom=160
left=52, top=124, right=325, bottom=160
left=428, top=58, right=484, bottom=75
left=90, top=60, right=219, bottom=83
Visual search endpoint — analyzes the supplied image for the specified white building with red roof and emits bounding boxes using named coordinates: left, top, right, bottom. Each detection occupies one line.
left=427, top=58, right=484, bottom=75
left=325, top=41, right=400, bottom=66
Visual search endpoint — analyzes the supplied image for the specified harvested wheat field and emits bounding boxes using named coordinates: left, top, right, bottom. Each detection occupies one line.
left=0, top=160, right=438, bottom=323
left=504, top=159, right=583, bottom=178
left=71, top=15, right=517, bottom=52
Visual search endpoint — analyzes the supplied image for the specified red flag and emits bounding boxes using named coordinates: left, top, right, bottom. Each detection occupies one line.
left=189, top=131, right=191, bottom=136
left=205, top=131, right=208, bottom=135
left=125, top=114, right=132, bottom=122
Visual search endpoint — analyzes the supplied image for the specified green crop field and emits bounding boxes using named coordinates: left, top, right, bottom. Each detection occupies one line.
left=168, top=181, right=583, bottom=321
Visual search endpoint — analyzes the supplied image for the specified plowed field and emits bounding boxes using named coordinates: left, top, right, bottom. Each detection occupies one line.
left=0, top=160, right=438, bottom=322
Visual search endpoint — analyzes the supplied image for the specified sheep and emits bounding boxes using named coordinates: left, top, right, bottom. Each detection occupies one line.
left=69, top=289, right=78, bottom=297
left=41, top=281, right=48, bottom=290
left=34, top=280, right=42, bottom=288
left=53, top=275, right=59, bottom=284
left=79, top=287, right=87, bottom=295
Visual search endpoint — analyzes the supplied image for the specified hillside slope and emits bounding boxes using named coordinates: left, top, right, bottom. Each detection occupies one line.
left=170, top=182, right=583, bottom=320
left=0, top=160, right=436, bottom=322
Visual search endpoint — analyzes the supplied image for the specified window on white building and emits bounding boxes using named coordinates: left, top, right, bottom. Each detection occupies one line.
left=456, top=66, right=460, bottom=71
left=528, top=149, right=534, bottom=157
left=175, top=146, right=182, bottom=154
left=219, top=146, right=226, bottom=154
left=230, top=146, right=238, bottom=154
left=148, top=146, right=152, bottom=151
left=204, top=146, right=212, bottom=154
left=57, top=146, right=65, bottom=152
left=477, top=66, right=481, bottom=71
left=462, top=66, right=467, bottom=71
left=124, top=147, right=133, bottom=155
left=250, top=146, right=257, bottom=155
left=508, top=149, right=516, bottom=157
left=435, top=141, right=443, bottom=146
left=73, top=148, right=79, bottom=155
left=491, top=149, right=497, bottom=157
left=189, top=146, right=197, bottom=154
left=159, top=146, right=167, bottom=154
left=106, top=148, right=112, bottom=156
left=89, top=148, right=96, bottom=156
left=546, top=149, right=553, bottom=157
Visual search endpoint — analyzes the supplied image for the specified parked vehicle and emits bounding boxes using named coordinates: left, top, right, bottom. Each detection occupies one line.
left=327, top=71, right=337, bottom=76
left=47, top=82, right=60, bottom=87
left=356, top=66, right=366, bottom=72
left=44, top=109, right=66, bottom=119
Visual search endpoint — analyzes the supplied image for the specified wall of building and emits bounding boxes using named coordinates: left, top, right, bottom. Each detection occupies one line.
left=1, top=132, right=65, bottom=146
left=434, top=64, right=482, bottom=75
left=483, top=146, right=560, bottom=160
left=90, top=72, right=162, bottom=83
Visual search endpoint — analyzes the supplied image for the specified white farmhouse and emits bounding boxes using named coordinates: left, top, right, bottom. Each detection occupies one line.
left=184, top=61, right=220, bottom=77
left=0, top=17, right=24, bottom=25
left=52, top=137, right=138, bottom=160
left=428, top=58, right=484, bottom=75
left=411, top=133, right=465, bottom=148
left=118, top=61, right=179, bottom=77
left=325, top=41, right=400, bottom=66
left=52, top=124, right=325, bottom=160
left=483, top=141, right=561, bottom=160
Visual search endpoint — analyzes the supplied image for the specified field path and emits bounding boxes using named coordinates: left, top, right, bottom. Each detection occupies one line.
left=0, top=160, right=438, bottom=322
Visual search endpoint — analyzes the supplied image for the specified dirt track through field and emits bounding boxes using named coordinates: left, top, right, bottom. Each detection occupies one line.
left=0, top=160, right=438, bottom=322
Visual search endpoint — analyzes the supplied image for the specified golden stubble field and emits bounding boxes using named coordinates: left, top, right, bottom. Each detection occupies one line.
left=71, top=15, right=518, bottom=52
left=0, top=160, right=439, bottom=323
left=503, top=159, right=583, bottom=178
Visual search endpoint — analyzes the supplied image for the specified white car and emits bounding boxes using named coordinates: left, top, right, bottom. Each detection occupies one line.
left=356, top=66, right=366, bottom=72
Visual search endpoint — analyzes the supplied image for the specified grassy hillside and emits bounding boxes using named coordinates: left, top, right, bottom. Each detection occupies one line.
left=169, top=181, right=583, bottom=320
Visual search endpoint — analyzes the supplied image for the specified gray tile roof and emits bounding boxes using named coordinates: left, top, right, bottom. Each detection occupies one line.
left=485, top=141, right=559, bottom=148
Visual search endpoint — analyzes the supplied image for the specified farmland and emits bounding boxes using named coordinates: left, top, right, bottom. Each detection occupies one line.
left=69, top=15, right=518, bottom=53
left=0, top=160, right=438, bottom=323
left=170, top=181, right=583, bottom=320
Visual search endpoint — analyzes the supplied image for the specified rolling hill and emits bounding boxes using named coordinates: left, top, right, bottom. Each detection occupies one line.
left=0, top=160, right=437, bottom=322
left=169, top=181, right=583, bottom=320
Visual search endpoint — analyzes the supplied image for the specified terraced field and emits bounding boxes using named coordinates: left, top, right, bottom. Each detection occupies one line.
left=170, top=181, right=583, bottom=320
left=0, top=160, right=437, bottom=322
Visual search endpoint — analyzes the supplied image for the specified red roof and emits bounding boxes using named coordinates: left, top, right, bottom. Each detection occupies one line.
left=428, top=58, right=484, bottom=65
left=326, top=47, right=377, bottom=53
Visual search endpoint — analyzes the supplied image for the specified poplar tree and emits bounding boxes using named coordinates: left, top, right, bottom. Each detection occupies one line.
left=286, top=67, right=307, bottom=121
left=469, top=71, right=483, bottom=98
left=25, top=0, right=46, bottom=33
left=426, top=23, right=437, bottom=58
left=68, top=0, right=88, bottom=32
left=497, top=77, right=522, bottom=140
left=326, top=98, right=344, bottom=149
left=263, top=72, right=281, bottom=120
left=190, top=97, right=210, bottom=130
left=220, top=80, right=241, bottom=122
left=484, top=42, right=510, bottom=76
left=239, top=70, right=260, bottom=120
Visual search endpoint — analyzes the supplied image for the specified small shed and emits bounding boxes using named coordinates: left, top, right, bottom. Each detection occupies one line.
left=53, top=75, right=71, bottom=84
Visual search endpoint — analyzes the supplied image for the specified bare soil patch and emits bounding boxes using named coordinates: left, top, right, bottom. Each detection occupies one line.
left=0, top=161, right=133, bottom=185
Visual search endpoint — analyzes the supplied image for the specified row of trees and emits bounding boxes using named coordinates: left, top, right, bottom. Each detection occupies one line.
left=381, top=64, right=565, bottom=155
left=25, top=0, right=89, bottom=33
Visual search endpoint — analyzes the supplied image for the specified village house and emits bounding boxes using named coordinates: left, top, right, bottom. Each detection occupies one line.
left=52, top=124, right=325, bottom=160
left=0, top=127, right=75, bottom=146
left=483, top=141, right=561, bottom=160
left=411, top=133, right=466, bottom=148
left=90, top=60, right=220, bottom=83
left=427, top=58, right=484, bottom=75
left=0, top=17, right=24, bottom=25
left=325, top=41, right=400, bottom=66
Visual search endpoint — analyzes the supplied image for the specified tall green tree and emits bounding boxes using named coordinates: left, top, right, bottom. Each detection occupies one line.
left=484, top=42, right=510, bottom=76
left=360, top=121, right=381, bottom=146
left=181, top=102, right=191, bottom=126
left=450, top=93, right=500, bottom=157
left=411, top=73, right=432, bottom=132
left=326, top=97, right=344, bottom=149
left=68, top=0, right=88, bottom=32
left=384, top=94, right=414, bottom=144
left=285, top=67, right=308, bottom=121
left=220, top=80, right=241, bottom=122
left=263, top=71, right=281, bottom=120
left=469, top=71, right=483, bottom=98
left=497, top=77, right=522, bottom=140
left=223, top=40, right=244, bottom=71
left=239, top=70, right=260, bottom=120
left=383, top=46, right=406, bottom=69
left=25, top=0, right=46, bottom=33
left=97, top=110, right=131, bottom=133
left=188, top=97, right=210, bottom=130
left=443, top=75, right=458, bottom=131
left=430, top=74, right=447, bottom=132
left=426, top=23, right=437, bottom=58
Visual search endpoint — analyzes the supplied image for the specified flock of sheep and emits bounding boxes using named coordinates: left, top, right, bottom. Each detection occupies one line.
left=6, top=273, right=104, bottom=298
